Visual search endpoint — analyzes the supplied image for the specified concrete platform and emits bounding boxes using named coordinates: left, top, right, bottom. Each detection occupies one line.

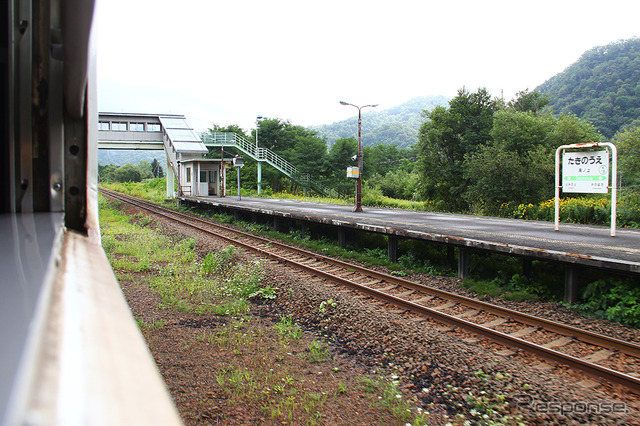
left=179, top=196, right=640, bottom=276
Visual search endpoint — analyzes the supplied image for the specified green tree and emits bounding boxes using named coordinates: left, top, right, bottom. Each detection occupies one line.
left=113, top=164, right=142, bottom=182
left=250, top=118, right=296, bottom=153
left=241, top=118, right=329, bottom=194
left=490, top=110, right=555, bottom=155
left=98, top=164, right=117, bottom=182
left=507, top=89, right=551, bottom=114
left=416, top=87, right=499, bottom=210
left=463, top=144, right=530, bottom=208
left=549, top=113, right=603, bottom=146
left=151, top=158, right=164, bottom=178
left=289, top=133, right=328, bottom=192
left=614, top=126, right=640, bottom=186
left=464, top=111, right=601, bottom=210
left=363, top=143, right=414, bottom=179
left=137, top=160, right=154, bottom=180
left=326, top=137, right=358, bottom=195
left=367, top=169, right=419, bottom=200
left=207, top=123, right=248, bottom=138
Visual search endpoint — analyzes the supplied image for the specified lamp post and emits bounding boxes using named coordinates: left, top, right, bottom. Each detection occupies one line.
left=255, top=115, right=264, bottom=194
left=340, top=101, right=378, bottom=212
left=255, top=115, right=263, bottom=151
left=233, top=154, right=244, bottom=200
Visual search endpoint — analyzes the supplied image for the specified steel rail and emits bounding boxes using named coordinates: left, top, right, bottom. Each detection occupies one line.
left=101, top=189, right=640, bottom=393
left=102, top=189, right=640, bottom=357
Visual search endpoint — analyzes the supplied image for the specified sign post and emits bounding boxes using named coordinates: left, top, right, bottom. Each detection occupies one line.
left=555, top=143, right=617, bottom=236
left=233, top=155, right=244, bottom=201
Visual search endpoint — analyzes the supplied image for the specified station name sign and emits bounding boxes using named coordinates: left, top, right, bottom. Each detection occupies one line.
left=555, top=142, right=617, bottom=236
left=562, top=150, right=609, bottom=194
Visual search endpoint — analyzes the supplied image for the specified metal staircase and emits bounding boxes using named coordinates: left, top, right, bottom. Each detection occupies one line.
left=201, top=132, right=340, bottom=198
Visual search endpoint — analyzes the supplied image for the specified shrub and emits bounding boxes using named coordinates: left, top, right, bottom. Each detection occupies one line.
left=572, top=279, right=640, bottom=327
left=501, top=195, right=640, bottom=228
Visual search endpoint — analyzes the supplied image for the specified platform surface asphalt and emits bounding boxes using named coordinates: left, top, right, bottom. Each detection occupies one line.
left=183, top=196, right=640, bottom=269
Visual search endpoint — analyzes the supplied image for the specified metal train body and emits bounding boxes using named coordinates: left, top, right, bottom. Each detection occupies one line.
left=2, top=1, right=181, bottom=424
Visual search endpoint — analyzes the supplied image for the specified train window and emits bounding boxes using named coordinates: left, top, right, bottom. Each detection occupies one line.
left=112, top=122, right=127, bottom=131
left=148, top=123, right=161, bottom=132
left=130, top=122, right=144, bottom=132
left=98, top=121, right=110, bottom=131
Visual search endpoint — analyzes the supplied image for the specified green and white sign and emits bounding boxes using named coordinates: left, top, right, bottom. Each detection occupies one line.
left=562, top=150, right=609, bottom=193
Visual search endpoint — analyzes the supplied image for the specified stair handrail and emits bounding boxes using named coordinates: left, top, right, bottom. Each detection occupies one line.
left=201, top=132, right=299, bottom=176
left=201, top=132, right=341, bottom=197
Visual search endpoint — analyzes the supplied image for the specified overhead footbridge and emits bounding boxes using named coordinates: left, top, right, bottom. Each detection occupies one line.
left=97, top=114, right=339, bottom=198
left=98, top=113, right=209, bottom=196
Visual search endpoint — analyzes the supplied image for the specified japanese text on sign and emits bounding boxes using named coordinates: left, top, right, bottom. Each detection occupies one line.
left=562, top=150, right=609, bottom=193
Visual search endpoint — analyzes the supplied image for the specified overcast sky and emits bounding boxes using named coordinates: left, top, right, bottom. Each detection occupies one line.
left=95, top=0, right=639, bottom=133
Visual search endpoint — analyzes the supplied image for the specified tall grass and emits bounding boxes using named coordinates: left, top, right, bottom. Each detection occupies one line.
left=101, top=177, right=168, bottom=203
left=100, top=194, right=267, bottom=316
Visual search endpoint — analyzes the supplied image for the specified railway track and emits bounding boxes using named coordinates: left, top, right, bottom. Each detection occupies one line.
left=102, top=189, right=640, bottom=394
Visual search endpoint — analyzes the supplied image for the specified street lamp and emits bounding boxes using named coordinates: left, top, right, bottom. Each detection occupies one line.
left=340, top=101, right=378, bottom=212
left=255, top=115, right=264, bottom=194
left=255, top=115, right=263, bottom=151
left=233, top=154, right=244, bottom=200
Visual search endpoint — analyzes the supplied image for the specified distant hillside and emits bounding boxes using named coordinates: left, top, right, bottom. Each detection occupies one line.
left=311, top=95, right=449, bottom=148
left=98, top=149, right=165, bottom=166
left=536, top=37, right=640, bottom=138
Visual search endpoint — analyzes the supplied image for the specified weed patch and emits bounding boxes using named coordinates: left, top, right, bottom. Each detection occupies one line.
left=308, top=340, right=331, bottom=363
left=100, top=199, right=267, bottom=316
left=274, top=315, right=302, bottom=341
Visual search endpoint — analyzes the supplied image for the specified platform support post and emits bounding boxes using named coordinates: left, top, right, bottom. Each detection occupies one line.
left=388, top=235, right=398, bottom=263
left=447, top=246, right=455, bottom=266
left=564, top=266, right=579, bottom=305
left=523, top=258, right=533, bottom=278
left=338, top=228, right=346, bottom=249
left=458, top=247, right=469, bottom=280
left=257, top=162, right=262, bottom=194
left=300, top=222, right=307, bottom=239
left=273, top=217, right=280, bottom=232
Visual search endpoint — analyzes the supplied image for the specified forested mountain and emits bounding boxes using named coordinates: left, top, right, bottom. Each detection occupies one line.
left=98, top=149, right=165, bottom=167
left=536, top=37, right=640, bottom=138
left=311, top=95, right=449, bottom=148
